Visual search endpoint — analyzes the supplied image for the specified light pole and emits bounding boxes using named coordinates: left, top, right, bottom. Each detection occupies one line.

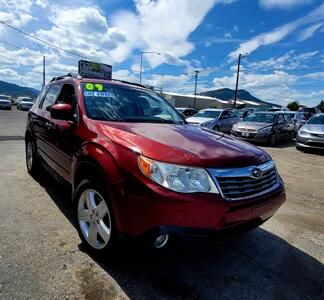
left=194, top=70, right=200, bottom=109
left=233, top=53, right=247, bottom=108
left=139, top=51, right=161, bottom=84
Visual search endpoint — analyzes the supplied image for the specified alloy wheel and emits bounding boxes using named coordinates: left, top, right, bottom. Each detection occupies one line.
left=77, top=189, right=111, bottom=249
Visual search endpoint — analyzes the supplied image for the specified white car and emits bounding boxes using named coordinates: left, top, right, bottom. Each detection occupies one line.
left=17, top=97, right=34, bottom=110
left=0, top=95, right=12, bottom=110
left=186, top=109, right=224, bottom=125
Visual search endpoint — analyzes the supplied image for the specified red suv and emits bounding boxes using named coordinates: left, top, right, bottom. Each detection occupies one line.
left=25, top=74, right=285, bottom=252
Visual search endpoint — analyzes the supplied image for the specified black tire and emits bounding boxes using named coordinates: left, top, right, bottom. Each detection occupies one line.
left=269, top=134, right=277, bottom=146
left=74, top=177, right=118, bottom=255
left=25, top=138, right=40, bottom=175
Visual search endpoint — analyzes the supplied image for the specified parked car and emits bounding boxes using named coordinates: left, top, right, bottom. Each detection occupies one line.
left=296, top=113, right=324, bottom=151
left=186, top=109, right=224, bottom=125
left=175, top=107, right=198, bottom=118
left=17, top=97, right=34, bottom=111
left=200, top=109, right=240, bottom=133
left=267, top=108, right=286, bottom=112
left=298, top=107, right=321, bottom=116
left=25, top=72, right=285, bottom=253
left=285, top=111, right=309, bottom=137
left=231, top=111, right=293, bottom=146
left=0, top=95, right=12, bottom=110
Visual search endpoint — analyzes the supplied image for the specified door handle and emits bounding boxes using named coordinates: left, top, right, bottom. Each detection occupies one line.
left=45, top=122, right=53, bottom=129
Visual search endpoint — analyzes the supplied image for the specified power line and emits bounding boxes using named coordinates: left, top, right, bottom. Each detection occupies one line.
left=0, top=21, right=87, bottom=59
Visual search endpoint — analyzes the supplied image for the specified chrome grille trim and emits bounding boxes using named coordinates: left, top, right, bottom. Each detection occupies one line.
left=207, top=160, right=280, bottom=201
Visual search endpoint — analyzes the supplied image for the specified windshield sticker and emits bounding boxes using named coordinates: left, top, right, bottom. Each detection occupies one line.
left=85, top=83, right=104, bottom=91
left=83, top=91, right=115, bottom=97
left=85, top=83, right=94, bottom=90
left=95, top=84, right=103, bottom=91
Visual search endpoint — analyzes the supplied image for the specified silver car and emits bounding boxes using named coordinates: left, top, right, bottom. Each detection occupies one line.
left=17, top=97, right=34, bottom=111
left=198, top=109, right=240, bottom=133
left=0, top=95, right=12, bottom=110
left=296, top=113, right=324, bottom=151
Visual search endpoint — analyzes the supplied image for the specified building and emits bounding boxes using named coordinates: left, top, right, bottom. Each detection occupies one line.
left=160, top=92, right=271, bottom=109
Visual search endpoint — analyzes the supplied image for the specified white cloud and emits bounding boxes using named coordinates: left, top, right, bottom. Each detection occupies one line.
left=298, top=23, right=324, bottom=41
left=229, top=4, right=324, bottom=58
left=259, top=0, right=312, bottom=10
left=248, top=50, right=320, bottom=71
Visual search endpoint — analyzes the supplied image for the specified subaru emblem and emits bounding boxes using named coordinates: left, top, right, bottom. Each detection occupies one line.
left=250, top=167, right=262, bottom=178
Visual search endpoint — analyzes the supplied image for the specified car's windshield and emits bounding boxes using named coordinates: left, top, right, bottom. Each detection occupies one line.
left=81, top=83, right=184, bottom=124
left=245, top=113, right=277, bottom=123
left=21, top=97, right=33, bottom=102
left=307, top=115, right=324, bottom=125
left=176, top=108, right=184, bottom=113
left=193, top=110, right=221, bottom=118
left=0, top=95, right=10, bottom=100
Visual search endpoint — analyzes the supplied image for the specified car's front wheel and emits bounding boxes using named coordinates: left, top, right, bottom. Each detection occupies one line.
left=74, top=179, right=117, bottom=254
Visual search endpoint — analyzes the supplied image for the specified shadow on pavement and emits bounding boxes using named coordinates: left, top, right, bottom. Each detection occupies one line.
left=32, top=169, right=324, bottom=300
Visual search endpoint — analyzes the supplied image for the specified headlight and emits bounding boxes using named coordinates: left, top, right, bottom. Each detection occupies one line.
left=299, top=130, right=309, bottom=136
left=138, top=156, right=219, bottom=194
left=200, top=121, right=212, bottom=127
left=232, top=123, right=238, bottom=130
left=258, top=127, right=272, bottom=134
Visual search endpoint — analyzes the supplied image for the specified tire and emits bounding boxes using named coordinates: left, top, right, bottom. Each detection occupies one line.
left=269, top=134, right=277, bottom=146
left=74, top=178, right=118, bottom=254
left=25, top=138, right=40, bottom=175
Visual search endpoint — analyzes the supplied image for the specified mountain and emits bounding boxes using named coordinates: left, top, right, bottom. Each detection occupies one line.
left=0, top=80, right=40, bottom=99
left=200, top=88, right=281, bottom=107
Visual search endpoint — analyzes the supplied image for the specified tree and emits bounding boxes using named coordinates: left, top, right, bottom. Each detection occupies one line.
left=317, top=100, right=324, bottom=112
left=287, top=101, right=300, bottom=111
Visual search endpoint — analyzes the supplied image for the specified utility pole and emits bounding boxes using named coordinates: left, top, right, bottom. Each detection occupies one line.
left=42, top=56, right=45, bottom=89
left=194, top=70, right=200, bottom=109
left=139, top=51, right=161, bottom=84
left=233, top=53, right=241, bottom=108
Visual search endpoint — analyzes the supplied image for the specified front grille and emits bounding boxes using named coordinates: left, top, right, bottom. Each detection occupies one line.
left=207, top=160, right=279, bottom=201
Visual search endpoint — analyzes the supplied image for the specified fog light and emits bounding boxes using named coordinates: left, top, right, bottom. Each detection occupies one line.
left=154, top=234, right=169, bottom=249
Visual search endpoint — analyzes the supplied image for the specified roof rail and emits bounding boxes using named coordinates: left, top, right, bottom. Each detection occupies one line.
left=111, top=79, right=147, bottom=89
left=50, top=73, right=80, bottom=82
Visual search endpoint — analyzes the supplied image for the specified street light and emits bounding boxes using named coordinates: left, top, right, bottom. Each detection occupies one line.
left=140, top=51, right=161, bottom=84
left=194, top=70, right=200, bottom=109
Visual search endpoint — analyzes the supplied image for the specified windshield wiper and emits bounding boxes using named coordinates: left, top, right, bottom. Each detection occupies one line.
left=123, top=118, right=180, bottom=124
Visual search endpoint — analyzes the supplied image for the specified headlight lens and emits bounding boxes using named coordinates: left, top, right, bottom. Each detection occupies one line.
left=232, top=123, right=238, bottom=130
left=138, top=156, right=219, bottom=194
left=299, top=130, right=309, bottom=135
left=258, top=126, right=272, bottom=134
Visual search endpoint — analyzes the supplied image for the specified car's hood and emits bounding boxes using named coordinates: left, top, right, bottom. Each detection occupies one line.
left=236, top=121, right=273, bottom=131
left=302, top=124, right=324, bottom=134
left=0, top=99, right=11, bottom=103
left=94, top=121, right=271, bottom=168
left=186, top=117, right=215, bottom=124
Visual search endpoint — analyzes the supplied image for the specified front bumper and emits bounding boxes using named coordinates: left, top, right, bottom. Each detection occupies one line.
left=114, top=174, right=285, bottom=240
left=231, top=130, right=271, bottom=143
left=296, top=133, right=324, bottom=150
left=0, top=103, right=11, bottom=109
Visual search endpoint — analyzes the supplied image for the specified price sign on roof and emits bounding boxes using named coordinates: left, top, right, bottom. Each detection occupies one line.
left=78, top=60, right=112, bottom=80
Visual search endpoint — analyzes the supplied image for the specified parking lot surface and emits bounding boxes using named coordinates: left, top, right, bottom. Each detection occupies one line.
left=1, top=109, right=323, bottom=299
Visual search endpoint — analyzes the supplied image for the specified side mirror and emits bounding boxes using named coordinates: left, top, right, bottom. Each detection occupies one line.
left=50, top=103, right=73, bottom=121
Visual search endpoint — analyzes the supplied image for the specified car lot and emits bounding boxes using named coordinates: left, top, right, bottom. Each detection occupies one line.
left=1, top=108, right=323, bottom=299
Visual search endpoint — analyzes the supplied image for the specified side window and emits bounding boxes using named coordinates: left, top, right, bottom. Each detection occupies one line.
left=40, top=85, right=61, bottom=110
left=35, top=88, right=47, bottom=108
left=221, top=111, right=229, bottom=119
left=228, top=111, right=236, bottom=118
left=278, top=114, right=285, bottom=123
left=55, top=84, right=76, bottom=106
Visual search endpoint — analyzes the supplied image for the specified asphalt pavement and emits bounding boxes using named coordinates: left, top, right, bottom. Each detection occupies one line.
left=0, top=108, right=323, bottom=299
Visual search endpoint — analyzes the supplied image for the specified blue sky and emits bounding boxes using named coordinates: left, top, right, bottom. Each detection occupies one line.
left=0, top=0, right=323, bottom=106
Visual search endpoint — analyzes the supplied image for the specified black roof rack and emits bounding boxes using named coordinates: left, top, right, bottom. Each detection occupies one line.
left=111, top=79, right=148, bottom=89
left=49, top=73, right=80, bottom=82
